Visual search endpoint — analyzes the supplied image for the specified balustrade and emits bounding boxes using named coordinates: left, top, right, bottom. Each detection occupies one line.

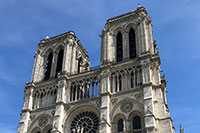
left=69, top=77, right=99, bottom=102
left=111, top=66, right=142, bottom=93
left=32, top=87, right=57, bottom=109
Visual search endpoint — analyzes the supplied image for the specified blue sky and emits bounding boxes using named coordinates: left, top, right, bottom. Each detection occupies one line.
left=0, top=0, right=200, bottom=132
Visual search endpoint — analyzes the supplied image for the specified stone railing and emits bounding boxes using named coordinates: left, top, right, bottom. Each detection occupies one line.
left=32, top=85, right=58, bottom=109
left=68, top=73, right=100, bottom=102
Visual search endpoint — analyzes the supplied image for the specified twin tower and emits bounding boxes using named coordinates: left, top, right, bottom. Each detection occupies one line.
left=18, top=6, right=175, bottom=133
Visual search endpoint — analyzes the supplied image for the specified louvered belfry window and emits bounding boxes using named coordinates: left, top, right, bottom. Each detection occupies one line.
left=129, top=28, right=136, bottom=59
left=56, top=49, right=64, bottom=77
left=44, top=52, right=53, bottom=80
left=116, top=32, right=123, bottom=62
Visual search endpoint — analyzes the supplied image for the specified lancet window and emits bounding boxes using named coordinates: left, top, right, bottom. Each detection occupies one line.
left=77, top=57, right=82, bottom=73
left=117, top=119, right=124, bottom=132
left=116, top=32, right=123, bottom=62
left=132, top=116, right=142, bottom=132
left=44, top=52, right=53, bottom=80
left=56, top=49, right=64, bottom=77
left=129, top=28, right=136, bottom=59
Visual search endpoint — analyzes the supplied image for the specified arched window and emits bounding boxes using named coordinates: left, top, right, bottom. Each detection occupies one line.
left=77, top=57, right=82, bottom=73
left=56, top=49, right=64, bottom=77
left=117, top=119, right=124, bottom=132
left=117, top=32, right=123, bottom=62
left=133, top=116, right=141, bottom=130
left=129, top=28, right=136, bottom=59
left=119, top=75, right=122, bottom=91
left=44, top=52, right=53, bottom=80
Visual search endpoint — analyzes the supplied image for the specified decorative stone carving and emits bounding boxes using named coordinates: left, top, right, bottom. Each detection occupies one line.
left=111, top=98, right=118, bottom=105
left=145, top=106, right=153, bottom=114
left=38, top=117, right=48, bottom=127
left=64, top=105, right=70, bottom=111
left=100, top=70, right=109, bottom=78
left=120, top=102, right=133, bottom=113
left=30, top=115, right=36, bottom=121
left=96, top=100, right=101, bottom=108
left=71, top=112, right=99, bottom=132
left=135, top=93, right=143, bottom=100
left=51, top=111, right=55, bottom=116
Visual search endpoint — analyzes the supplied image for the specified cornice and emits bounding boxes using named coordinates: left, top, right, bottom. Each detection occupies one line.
left=105, top=7, right=148, bottom=29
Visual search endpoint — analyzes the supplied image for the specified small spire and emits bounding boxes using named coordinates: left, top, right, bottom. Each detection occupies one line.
left=138, top=3, right=141, bottom=8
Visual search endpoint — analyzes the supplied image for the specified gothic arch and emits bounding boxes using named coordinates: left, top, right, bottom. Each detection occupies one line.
left=31, top=127, right=41, bottom=133
left=112, top=113, right=126, bottom=133
left=112, top=27, right=123, bottom=37
left=124, top=23, right=137, bottom=31
left=110, top=98, right=143, bottom=120
left=128, top=111, right=145, bottom=131
left=41, top=47, right=54, bottom=57
left=63, top=103, right=100, bottom=133
left=28, top=114, right=53, bottom=133
left=54, top=43, right=65, bottom=53
left=42, top=125, right=52, bottom=133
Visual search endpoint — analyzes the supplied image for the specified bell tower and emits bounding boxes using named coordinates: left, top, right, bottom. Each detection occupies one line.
left=18, top=31, right=90, bottom=133
left=99, top=6, right=175, bottom=133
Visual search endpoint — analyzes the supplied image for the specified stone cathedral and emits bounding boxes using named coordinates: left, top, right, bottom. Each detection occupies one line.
left=18, top=6, right=175, bottom=133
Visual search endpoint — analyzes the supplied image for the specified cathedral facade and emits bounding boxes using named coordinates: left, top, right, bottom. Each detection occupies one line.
left=18, top=6, right=175, bottom=133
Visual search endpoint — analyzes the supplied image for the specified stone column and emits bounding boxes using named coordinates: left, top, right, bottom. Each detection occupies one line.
left=31, top=51, right=39, bottom=82
left=125, top=30, right=130, bottom=59
left=112, top=75, right=116, bottom=93
left=99, top=69, right=111, bottom=133
left=62, top=45, right=67, bottom=72
left=52, top=80, right=66, bottom=133
left=123, top=71, right=128, bottom=90
left=141, top=61, right=156, bottom=133
left=37, top=55, right=45, bottom=81
left=51, top=52, right=58, bottom=78
left=18, top=83, right=35, bottom=133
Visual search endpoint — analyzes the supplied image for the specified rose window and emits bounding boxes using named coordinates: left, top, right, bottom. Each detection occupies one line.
left=71, top=111, right=99, bottom=133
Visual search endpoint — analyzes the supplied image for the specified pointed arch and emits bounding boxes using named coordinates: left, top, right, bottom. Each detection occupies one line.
left=129, top=28, right=136, bottom=58
left=117, top=118, right=124, bottom=132
left=44, top=52, right=53, bottom=80
left=43, top=125, right=52, bottom=133
left=133, top=116, right=142, bottom=130
left=116, top=32, right=123, bottom=62
left=31, top=127, right=41, bottom=133
left=77, top=57, right=82, bottom=73
left=56, top=49, right=64, bottom=77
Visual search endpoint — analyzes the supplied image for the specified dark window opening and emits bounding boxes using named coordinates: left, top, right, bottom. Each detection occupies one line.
left=117, top=119, right=124, bottom=132
left=133, top=116, right=141, bottom=130
left=77, top=57, right=82, bottom=73
left=119, top=75, right=122, bottom=91
left=44, top=52, right=53, bottom=80
left=131, top=72, right=134, bottom=88
left=129, top=28, right=136, bottom=59
left=47, top=129, right=52, bottom=133
left=56, top=49, right=64, bottom=77
left=115, top=76, right=118, bottom=92
left=117, top=32, right=123, bottom=62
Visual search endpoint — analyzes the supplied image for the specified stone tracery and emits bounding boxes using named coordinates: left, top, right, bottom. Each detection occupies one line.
left=70, top=111, right=99, bottom=133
